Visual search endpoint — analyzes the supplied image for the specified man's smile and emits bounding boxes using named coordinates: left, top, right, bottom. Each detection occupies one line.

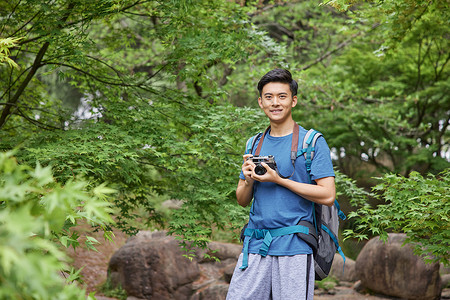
left=270, top=109, right=283, bottom=114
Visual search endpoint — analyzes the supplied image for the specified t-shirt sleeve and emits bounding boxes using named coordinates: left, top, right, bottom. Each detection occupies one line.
left=239, top=135, right=259, bottom=180
left=239, top=145, right=246, bottom=180
left=239, top=168, right=245, bottom=180
left=310, top=136, right=335, bottom=180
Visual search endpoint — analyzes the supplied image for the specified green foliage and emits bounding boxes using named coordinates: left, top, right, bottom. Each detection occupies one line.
left=344, top=169, right=450, bottom=266
left=227, top=1, right=449, bottom=178
left=100, top=276, right=127, bottom=300
left=1, top=0, right=448, bottom=274
left=0, top=38, right=20, bottom=68
left=297, top=0, right=449, bottom=178
left=315, top=275, right=339, bottom=292
left=328, top=0, right=450, bottom=48
left=0, top=0, right=281, bottom=239
left=0, top=151, right=114, bottom=299
left=335, top=169, right=374, bottom=207
left=164, top=104, right=265, bottom=252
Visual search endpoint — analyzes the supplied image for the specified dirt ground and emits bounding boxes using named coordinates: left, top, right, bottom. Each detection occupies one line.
left=66, top=222, right=129, bottom=294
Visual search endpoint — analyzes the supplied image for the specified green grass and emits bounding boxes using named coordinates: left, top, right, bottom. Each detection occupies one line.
left=99, top=276, right=128, bottom=300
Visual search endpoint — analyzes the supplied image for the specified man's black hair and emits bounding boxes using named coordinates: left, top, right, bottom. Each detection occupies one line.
left=257, top=68, right=298, bottom=97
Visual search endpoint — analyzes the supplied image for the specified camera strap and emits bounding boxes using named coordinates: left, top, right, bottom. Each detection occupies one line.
left=254, top=123, right=299, bottom=179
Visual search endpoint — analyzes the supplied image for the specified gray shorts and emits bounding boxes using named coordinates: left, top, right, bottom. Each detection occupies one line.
left=226, top=253, right=314, bottom=300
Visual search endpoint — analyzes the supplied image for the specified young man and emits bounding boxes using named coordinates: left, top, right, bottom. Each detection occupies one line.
left=226, top=69, right=335, bottom=300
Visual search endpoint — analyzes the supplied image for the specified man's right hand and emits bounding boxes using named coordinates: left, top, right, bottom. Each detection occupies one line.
left=242, top=154, right=256, bottom=184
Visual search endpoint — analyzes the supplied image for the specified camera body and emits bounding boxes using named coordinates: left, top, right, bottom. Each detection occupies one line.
left=249, top=155, right=278, bottom=175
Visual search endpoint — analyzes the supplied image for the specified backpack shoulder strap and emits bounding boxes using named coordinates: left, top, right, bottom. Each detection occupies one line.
left=300, top=129, right=323, bottom=173
left=300, top=129, right=324, bottom=233
left=245, top=132, right=262, bottom=155
left=302, top=129, right=322, bottom=159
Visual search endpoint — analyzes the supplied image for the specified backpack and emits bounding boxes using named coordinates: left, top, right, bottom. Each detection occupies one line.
left=241, top=126, right=346, bottom=280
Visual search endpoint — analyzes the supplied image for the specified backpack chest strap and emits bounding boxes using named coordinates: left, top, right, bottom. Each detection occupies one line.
left=239, top=225, right=309, bottom=270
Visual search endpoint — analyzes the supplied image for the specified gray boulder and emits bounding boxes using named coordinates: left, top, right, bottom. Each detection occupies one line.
left=107, top=231, right=241, bottom=300
left=355, top=233, right=441, bottom=300
left=329, top=253, right=357, bottom=282
left=108, top=231, right=200, bottom=299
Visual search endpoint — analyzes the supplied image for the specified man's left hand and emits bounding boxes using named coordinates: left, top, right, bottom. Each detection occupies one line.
left=252, top=162, right=279, bottom=183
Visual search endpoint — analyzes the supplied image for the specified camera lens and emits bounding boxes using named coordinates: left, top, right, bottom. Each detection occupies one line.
left=254, top=164, right=267, bottom=175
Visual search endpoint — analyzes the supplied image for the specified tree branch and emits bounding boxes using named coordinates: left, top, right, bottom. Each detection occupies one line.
left=18, top=1, right=145, bottom=46
left=436, top=115, right=449, bottom=157
left=298, top=23, right=381, bottom=71
left=0, top=102, right=62, bottom=118
left=7, top=11, right=42, bottom=39
left=15, top=107, right=62, bottom=130
left=0, top=1, right=76, bottom=130
left=0, top=41, right=50, bottom=129
left=64, top=0, right=145, bottom=28
left=0, top=65, right=32, bottom=102
left=299, top=32, right=358, bottom=71
left=437, top=52, right=450, bottom=81
left=219, top=64, right=233, bottom=87
left=86, top=55, right=125, bottom=79
left=43, top=62, right=156, bottom=94
left=0, top=0, right=23, bottom=36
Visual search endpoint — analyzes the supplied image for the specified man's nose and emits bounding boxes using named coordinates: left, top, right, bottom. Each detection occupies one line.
left=272, top=96, right=280, bottom=105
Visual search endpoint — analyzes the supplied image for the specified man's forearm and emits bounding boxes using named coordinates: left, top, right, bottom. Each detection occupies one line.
left=275, top=176, right=335, bottom=206
left=236, top=179, right=254, bottom=207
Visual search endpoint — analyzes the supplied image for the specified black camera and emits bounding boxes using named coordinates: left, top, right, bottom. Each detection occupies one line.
left=249, top=155, right=278, bottom=175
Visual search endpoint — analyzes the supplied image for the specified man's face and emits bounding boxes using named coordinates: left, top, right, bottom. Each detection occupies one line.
left=258, top=82, right=297, bottom=124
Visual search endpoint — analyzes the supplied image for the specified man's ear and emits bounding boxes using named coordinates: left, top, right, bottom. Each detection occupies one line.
left=292, top=95, right=298, bottom=108
left=258, top=97, right=263, bottom=109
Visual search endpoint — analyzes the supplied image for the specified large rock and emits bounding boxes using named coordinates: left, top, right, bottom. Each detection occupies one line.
left=355, top=233, right=441, bottom=300
left=107, top=231, right=241, bottom=300
left=329, top=253, right=357, bottom=282
left=108, top=231, right=200, bottom=299
left=190, top=241, right=241, bottom=299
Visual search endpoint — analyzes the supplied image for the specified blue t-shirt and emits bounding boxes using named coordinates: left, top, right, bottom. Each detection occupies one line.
left=239, top=125, right=335, bottom=256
